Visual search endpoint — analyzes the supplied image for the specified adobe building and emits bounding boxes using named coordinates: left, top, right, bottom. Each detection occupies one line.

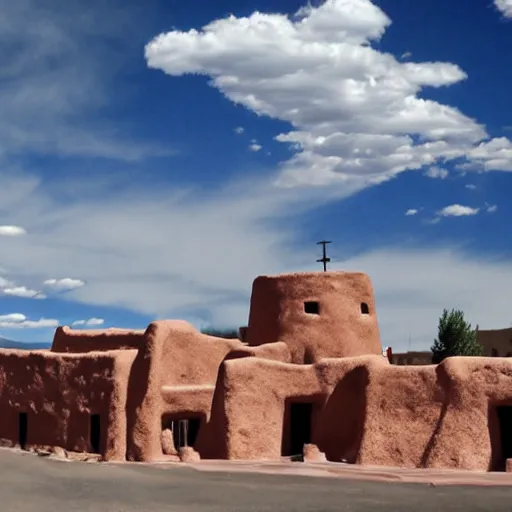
left=476, top=326, right=512, bottom=357
left=1, top=271, right=512, bottom=471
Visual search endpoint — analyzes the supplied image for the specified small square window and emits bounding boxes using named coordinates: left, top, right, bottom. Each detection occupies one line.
left=361, top=302, right=370, bottom=315
left=304, top=301, right=320, bottom=315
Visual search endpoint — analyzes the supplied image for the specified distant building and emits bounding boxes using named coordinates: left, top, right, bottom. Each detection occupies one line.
left=476, top=326, right=512, bottom=358
left=390, top=351, right=433, bottom=365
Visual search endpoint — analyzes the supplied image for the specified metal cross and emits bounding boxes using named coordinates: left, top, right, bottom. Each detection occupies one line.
left=316, top=240, right=332, bottom=272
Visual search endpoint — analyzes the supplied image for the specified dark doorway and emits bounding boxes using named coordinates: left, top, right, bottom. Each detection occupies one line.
left=361, top=302, right=370, bottom=314
left=304, top=301, right=319, bottom=315
left=163, top=417, right=201, bottom=449
left=90, top=414, right=101, bottom=454
left=497, top=406, right=512, bottom=468
left=18, top=413, right=27, bottom=450
left=289, top=402, right=313, bottom=458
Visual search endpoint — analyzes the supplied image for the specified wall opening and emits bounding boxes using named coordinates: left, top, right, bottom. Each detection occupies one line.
left=497, top=406, right=512, bottom=470
left=90, top=414, right=101, bottom=454
left=304, top=301, right=319, bottom=315
left=18, top=413, right=27, bottom=450
left=360, top=302, right=370, bottom=314
left=289, top=402, right=313, bottom=460
left=492, top=348, right=499, bottom=357
left=162, top=416, right=201, bottom=449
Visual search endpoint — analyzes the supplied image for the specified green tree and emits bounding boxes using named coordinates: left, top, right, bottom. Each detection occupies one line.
left=431, top=308, right=483, bottom=363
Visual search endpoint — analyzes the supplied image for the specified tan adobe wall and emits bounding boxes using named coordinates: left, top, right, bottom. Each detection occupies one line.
left=477, top=327, right=512, bottom=357
left=0, top=348, right=137, bottom=461
left=52, top=326, right=145, bottom=353
left=125, top=320, right=291, bottom=462
left=245, top=272, right=382, bottom=363
left=216, top=355, right=512, bottom=471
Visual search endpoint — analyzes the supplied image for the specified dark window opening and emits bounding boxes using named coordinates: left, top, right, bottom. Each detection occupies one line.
left=90, top=414, right=101, bottom=454
left=497, top=406, right=512, bottom=470
left=289, top=403, right=313, bottom=460
left=304, top=301, right=319, bottom=315
left=507, top=352, right=512, bottom=358
left=360, top=302, right=370, bottom=315
left=492, top=348, right=499, bottom=357
left=163, top=417, right=201, bottom=449
left=18, top=413, right=27, bottom=450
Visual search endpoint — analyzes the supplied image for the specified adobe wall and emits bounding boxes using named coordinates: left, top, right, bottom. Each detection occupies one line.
left=217, top=355, right=512, bottom=471
left=245, top=272, right=382, bottom=363
left=0, top=348, right=137, bottom=461
left=125, top=320, right=291, bottom=462
left=52, top=326, right=145, bottom=353
left=476, top=327, right=512, bottom=357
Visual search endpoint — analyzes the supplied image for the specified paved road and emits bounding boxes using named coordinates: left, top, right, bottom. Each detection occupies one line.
left=1, top=450, right=510, bottom=511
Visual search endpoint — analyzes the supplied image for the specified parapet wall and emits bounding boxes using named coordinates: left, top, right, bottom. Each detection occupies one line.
left=51, top=326, right=145, bottom=353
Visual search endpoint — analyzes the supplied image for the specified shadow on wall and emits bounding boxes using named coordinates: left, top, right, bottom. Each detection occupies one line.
left=196, top=362, right=229, bottom=460
left=315, top=366, right=369, bottom=464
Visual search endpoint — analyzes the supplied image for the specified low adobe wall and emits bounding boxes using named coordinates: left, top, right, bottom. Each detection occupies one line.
left=0, top=348, right=137, bottom=461
left=52, top=326, right=145, bottom=353
left=216, top=355, right=512, bottom=471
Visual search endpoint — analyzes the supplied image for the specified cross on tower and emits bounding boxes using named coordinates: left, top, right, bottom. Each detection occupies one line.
left=316, top=240, right=332, bottom=272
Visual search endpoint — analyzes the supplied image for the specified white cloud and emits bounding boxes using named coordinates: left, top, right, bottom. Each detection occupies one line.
left=400, top=51, right=412, bottom=60
left=486, top=204, right=498, bottom=213
left=405, top=209, right=418, bottom=216
left=438, top=204, right=479, bottom=217
left=495, top=0, right=512, bottom=18
left=43, top=278, right=85, bottom=292
left=463, top=137, right=512, bottom=171
left=465, top=184, right=477, bottom=190
left=424, top=166, right=448, bottom=179
left=2, top=287, right=46, bottom=299
left=0, top=313, right=58, bottom=329
left=144, top=0, right=512, bottom=193
left=71, top=317, right=105, bottom=327
left=249, top=143, right=262, bottom=152
left=234, top=126, right=245, bottom=134
left=0, top=226, right=27, bottom=236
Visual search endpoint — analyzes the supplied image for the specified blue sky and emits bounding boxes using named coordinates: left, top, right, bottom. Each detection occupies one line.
left=1, top=0, right=511, bottom=352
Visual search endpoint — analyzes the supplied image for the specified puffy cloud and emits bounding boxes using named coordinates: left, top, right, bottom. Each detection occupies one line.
left=234, top=126, right=245, bottom=134
left=405, top=209, right=418, bottom=216
left=43, top=278, right=85, bottom=292
left=424, top=166, right=448, bottom=179
left=465, top=184, right=477, bottom=190
left=71, top=317, right=105, bottom=327
left=486, top=204, right=498, bottom=213
left=249, top=143, right=262, bottom=152
left=145, top=0, right=505, bottom=192
left=400, top=51, right=412, bottom=60
left=464, top=137, right=512, bottom=172
left=0, top=313, right=58, bottom=329
left=438, top=204, right=479, bottom=217
left=0, top=225, right=26, bottom=236
left=2, top=286, right=45, bottom=299
left=495, top=0, right=512, bottom=17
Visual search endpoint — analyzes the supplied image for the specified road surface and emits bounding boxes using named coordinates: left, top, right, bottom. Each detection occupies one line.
left=1, top=449, right=510, bottom=511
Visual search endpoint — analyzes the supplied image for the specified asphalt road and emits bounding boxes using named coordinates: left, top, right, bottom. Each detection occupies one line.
left=1, top=449, right=511, bottom=512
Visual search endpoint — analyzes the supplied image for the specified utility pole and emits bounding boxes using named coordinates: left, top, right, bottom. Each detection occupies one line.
left=316, top=240, right=332, bottom=272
